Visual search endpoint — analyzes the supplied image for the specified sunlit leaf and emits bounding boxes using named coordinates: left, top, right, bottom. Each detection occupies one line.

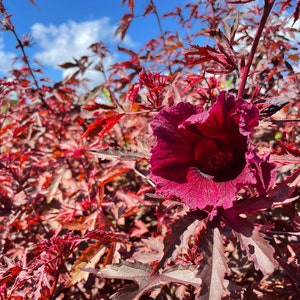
left=197, top=224, right=229, bottom=299
left=85, top=229, right=130, bottom=244
left=234, top=227, right=278, bottom=275
left=152, top=211, right=207, bottom=275
left=84, top=261, right=201, bottom=300
left=81, top=112, right=124, bottom=139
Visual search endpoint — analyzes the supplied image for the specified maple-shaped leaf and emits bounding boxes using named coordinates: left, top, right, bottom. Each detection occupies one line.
left=8, top=233, right=82, bottom=298
left=197, top=224, right=229, bottom=300
left=81, top=112, right=124, bottom=139
left=212, top=29, right=238, bottom=65
left=234, top=227, right=278, bottom=275
left=84, top=261, right=201, bottom=300
left=152, top=210, right=207, bottom=274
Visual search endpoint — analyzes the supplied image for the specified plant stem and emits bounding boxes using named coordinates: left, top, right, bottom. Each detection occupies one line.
left=237, top=0, right=275, bottom=99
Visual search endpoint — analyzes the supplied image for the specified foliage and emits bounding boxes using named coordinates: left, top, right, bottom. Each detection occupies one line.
left=0, top=0, right=300, bottom=299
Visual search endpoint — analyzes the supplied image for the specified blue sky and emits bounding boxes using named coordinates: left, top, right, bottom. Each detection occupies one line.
left=0, top=0, right=188, bottom=85
left=1, top=0, right=299, bottom=87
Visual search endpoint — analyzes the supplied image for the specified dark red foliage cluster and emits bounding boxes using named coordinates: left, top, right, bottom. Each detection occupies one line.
left=0, top=0, right=300, bottom=299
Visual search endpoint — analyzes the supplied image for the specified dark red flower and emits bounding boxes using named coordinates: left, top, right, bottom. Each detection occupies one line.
left=150, top=91, right=261, bottom=214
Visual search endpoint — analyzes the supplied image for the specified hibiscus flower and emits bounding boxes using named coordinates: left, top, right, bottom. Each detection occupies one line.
left=150, top=91, right=261, bottom=214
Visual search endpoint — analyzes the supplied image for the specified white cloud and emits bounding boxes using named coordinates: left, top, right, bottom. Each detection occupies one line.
left=32, top=18, right=114, bottom=66
left=0, top=35, right=18, bottom=75
left=31, top=18, right=136, bottom=87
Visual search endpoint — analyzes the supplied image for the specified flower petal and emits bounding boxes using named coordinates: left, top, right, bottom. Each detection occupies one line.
left=150, top=91, right=263, bottom=215
left=152, top=163, right=256, bottom=214
left=150, top=102, right=202, bottom=178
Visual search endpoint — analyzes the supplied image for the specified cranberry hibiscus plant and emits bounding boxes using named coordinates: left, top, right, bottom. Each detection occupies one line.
left=1, top=0, right=300, bottom=299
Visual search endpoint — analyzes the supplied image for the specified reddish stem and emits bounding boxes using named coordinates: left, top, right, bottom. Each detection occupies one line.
left=237, top=0, right=275, bottom=99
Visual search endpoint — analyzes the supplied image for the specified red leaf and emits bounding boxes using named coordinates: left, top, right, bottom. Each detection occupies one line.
left=21, top=79, right=30, bottom=87
left=89, top=41, right=110, bottom=58
left=234, top=227, right=278, bottom=275
left=221, top=168, right=300, bottom=231
left=83, top=102, right=116, bottom=111
left=293, top=1, right=300, bottom=24
left=115, top=14, right=133, bottom=41
left=185, top=45, right=217, bottom=65
left=84, top=261, right=201, bottom=300
left=130, top=219, right=149, bottom=237
left=185, top=45, right=237, bottom=73
left=13, top=124, right=28, bottom=138
left=85, top=229, right=130, bottom=244
left=98, top=166, right=131, bottom=185
left=122, top=0, right=135, bottom=13
left=0, top=256, right=22, bottom=285
left=117, top=46, right=138, bottom=57
left=198, top=225, right=229, bottom=299
left=81, top=112, right=124, bottom=139
left=126, top=83, right=140, bottom=108
left=269, top=153, right=300, bottom=165
left=143, top=3, right=155, bottom=16
left=152, top=211, right=207, bottom=275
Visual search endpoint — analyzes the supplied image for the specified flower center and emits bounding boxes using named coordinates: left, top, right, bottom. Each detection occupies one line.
left=192, top=137, right=246, bottom=182
left=208, top=151, right=234, bottom=171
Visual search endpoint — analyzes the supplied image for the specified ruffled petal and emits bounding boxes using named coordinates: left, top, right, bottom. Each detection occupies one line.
left=152, top=163, right=256, bottom=213
left=150, top=102, right=202, bottom=178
